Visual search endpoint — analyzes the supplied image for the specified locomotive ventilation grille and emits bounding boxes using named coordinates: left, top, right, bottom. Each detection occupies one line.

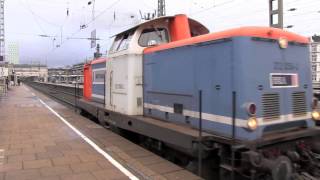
left=292, top=92, right=307, bottom=117
left=262, top=93, right=280, bottom=121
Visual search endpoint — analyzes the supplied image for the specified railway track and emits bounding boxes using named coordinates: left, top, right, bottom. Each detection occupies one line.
left=26, top=81, right=82, bottom=108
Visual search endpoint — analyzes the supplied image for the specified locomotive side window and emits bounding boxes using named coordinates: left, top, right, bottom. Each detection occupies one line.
left=93, top=70, right=105, bottom=83
left=138, top=28, right=169, bottom=47
left=109, top=36, right=122, bottom=53
left=118, top=32, right=133, bottom=51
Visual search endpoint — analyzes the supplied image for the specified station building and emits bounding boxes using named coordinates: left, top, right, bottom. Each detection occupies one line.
left=13, top=64, right=48, bottom=82
left=48, top=62, right=84, bottom=84
left=6, top=42, right=19, bottom=64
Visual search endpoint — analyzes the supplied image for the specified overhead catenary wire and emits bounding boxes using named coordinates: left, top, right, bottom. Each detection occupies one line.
left=187, top=0, right=319, bottom=35
left=18, top=0, right=48, bottom=34
left=46, top=0, right=123, bottom=56
left=141, top=0, right=157, bottom=10
left=287, top=0, right=320, bottom=7
left=190, top=0, right=263, bottom=22
left=21, top=8, right=61, bottom=28
left=190, top=0, right=236, bottom=16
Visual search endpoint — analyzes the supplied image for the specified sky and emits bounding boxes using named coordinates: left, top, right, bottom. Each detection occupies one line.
left=5, top=0, right=320, bottom=67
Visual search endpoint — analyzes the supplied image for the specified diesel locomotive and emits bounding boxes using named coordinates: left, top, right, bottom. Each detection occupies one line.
left=78, top=14, right=320, bottom=179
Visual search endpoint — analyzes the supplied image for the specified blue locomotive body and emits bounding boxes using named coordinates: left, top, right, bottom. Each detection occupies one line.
left=91, top=59, right=106, bottom=104
left=144, top=36, right=313, bottom=141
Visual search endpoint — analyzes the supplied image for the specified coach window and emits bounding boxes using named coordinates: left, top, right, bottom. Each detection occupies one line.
left=93, top=70, right=105, bottom=83
left=138, top=28, right=169, bottom=47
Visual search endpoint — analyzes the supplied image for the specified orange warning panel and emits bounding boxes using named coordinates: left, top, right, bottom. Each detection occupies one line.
left=169, top=14, right=191, bottom=42
left=83, top=63, right=92, bottom=100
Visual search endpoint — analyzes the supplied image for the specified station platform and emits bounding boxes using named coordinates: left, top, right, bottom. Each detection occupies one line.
left=0, top=85, right=201, bottom=180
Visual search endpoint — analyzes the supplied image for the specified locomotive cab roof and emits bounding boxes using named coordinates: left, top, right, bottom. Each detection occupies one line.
left=112, top=15, right=210, bottom=38
left=108, top=14, right=210, bottom=56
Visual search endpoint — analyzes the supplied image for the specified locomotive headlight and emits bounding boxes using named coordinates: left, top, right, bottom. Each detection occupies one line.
left=247, top=117, right=258, bottom=131
left=279, top=37, right=288, bottom=49
left=312, top=111, right=320, bottom=121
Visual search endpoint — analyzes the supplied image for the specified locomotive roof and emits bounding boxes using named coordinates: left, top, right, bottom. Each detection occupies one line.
left=144, top=26, right=309, bottom=54
left=90, top=57, right=107, bottom=65
left=112, top=15, right=209, bottom=37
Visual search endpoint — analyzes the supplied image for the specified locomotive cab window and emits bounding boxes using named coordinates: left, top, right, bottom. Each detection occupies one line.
left=138, top=28, right=169, bottom=47
left=117, top=32, right=134, bottom=51
left=109, top=31, right=134, bottom=53
left=109, top=36, right=122, bottom=53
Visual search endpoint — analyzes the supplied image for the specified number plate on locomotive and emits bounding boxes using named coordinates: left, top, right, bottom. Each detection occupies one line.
left=270, top=73, right=298, bottom=88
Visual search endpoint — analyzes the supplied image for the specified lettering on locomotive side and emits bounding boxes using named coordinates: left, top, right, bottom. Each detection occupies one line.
left=274, top=62, right=298, bottom=71
left=115, top=84, right=125, bottom=89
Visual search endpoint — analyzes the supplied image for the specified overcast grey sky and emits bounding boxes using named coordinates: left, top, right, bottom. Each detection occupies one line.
left=5, top=0, right=320, bottom=67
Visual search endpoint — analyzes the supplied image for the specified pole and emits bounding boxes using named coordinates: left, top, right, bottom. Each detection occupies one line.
left=74, top=82, right=77, bottom=111
left=92, top=0, right=95, bottom=21
left=232, top=91, right=236, bottom=139
left=198, top=90, right=202, bottom=177
left=0, top=0, right=5, bottom=62
left=103, top=72, right=106, bottom=107
left=269, top=0, right=283, bottom=29
left=231, top=91, right=236, bottom=180
left=157, top=0, right=166, bottom=17
left=60, top=26, right=63, bottom=44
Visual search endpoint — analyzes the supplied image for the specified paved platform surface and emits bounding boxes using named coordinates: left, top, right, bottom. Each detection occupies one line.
left=0, top=85, right=201, bottom=180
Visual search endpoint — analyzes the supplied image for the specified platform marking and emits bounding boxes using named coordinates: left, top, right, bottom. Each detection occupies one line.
left=38, top=98, right=139, bottom=180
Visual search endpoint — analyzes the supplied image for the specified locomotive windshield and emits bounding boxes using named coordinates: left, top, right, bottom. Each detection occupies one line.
left=109, top=31, right=134, bottom=53
left=138, top=28, right=169, bottom=47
